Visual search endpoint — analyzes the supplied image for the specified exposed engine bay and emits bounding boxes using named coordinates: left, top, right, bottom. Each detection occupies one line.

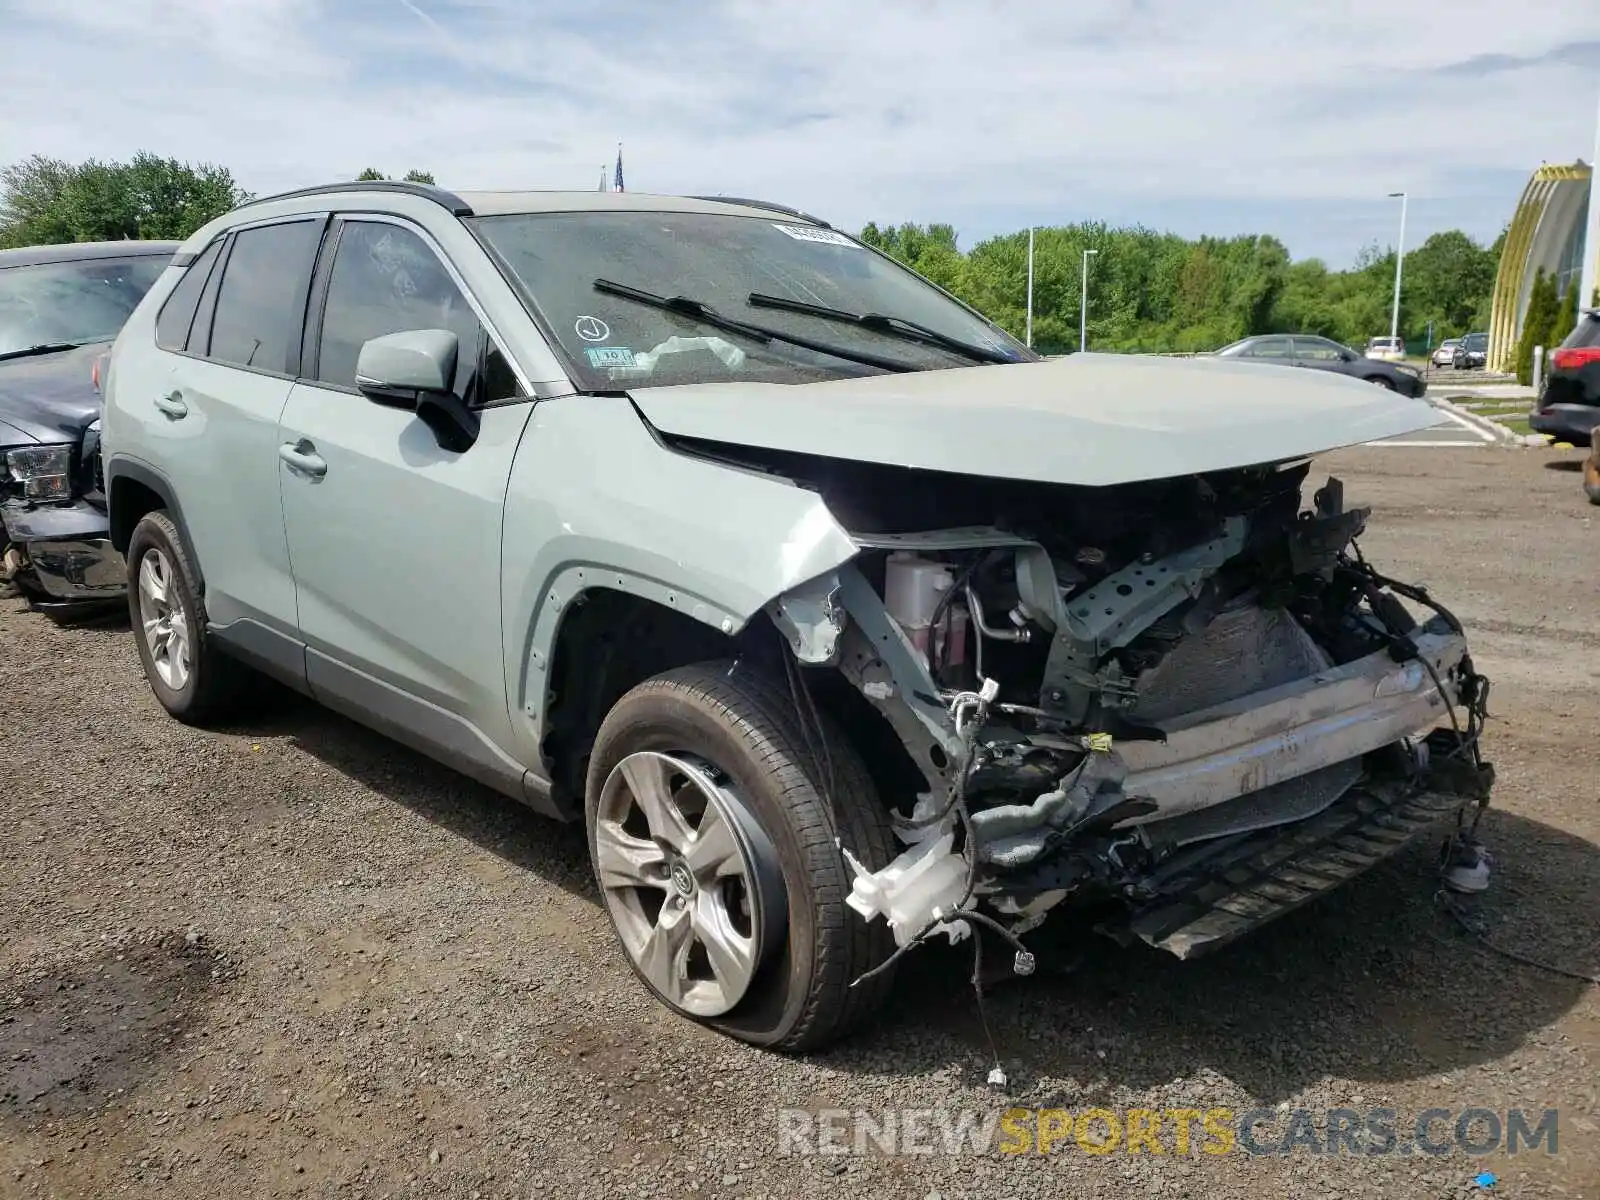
left=735, top=442, right=1497, bottom=964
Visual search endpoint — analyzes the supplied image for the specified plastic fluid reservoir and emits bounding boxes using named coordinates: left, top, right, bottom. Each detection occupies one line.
left=884, top=553, right=966, bottom=668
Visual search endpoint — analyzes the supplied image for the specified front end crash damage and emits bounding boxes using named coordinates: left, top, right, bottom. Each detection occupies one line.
left=763, top=466, right=1494, bottom=965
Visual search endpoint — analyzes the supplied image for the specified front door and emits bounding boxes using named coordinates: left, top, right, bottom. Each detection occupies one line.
left=275, top=217, right=532, bottom=780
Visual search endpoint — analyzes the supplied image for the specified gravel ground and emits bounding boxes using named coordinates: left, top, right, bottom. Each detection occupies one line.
left=2, top=444, right=1596, bottom=1200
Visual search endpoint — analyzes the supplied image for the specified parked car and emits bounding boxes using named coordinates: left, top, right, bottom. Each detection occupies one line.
left=1453, top=332, right=1489, bottom=370
left=1364, top=335, right=1406, bottom=361
left=103, top=183, right=1494, bottom=1050
left=1531, top=310, right=1600, bottom=488
left=1214, top=334, right=1428, bottom=396
left=0, top=240, right=178, bottom=609
left=1431, top=338, right=1461, bottom=368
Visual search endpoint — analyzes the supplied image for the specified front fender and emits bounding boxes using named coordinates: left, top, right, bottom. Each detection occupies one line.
left=500, top=394, right=860, bottom=761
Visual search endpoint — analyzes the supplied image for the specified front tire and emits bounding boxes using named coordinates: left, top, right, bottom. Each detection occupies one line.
left=585, top=660, right=898, bottom=1051
left=1366, top=375, right=1396, bottom=390
left=126, top=510, right=252, bottom=723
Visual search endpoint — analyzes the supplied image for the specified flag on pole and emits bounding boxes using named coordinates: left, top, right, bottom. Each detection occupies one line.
left=614, top=144, right=624, bottom=193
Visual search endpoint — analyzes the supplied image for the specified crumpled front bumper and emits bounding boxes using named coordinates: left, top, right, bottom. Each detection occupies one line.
left=0, top=500, right=124, bottom=602
left=1115, top=622, right=1470, bottom=823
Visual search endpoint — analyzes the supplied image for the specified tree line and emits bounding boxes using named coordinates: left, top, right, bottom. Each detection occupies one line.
left=859, top=220, right=1509, bottom=356
left=0, top=153, right=438, bottom=249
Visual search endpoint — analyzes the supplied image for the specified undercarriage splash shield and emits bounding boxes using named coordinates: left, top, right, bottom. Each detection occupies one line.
left=1120, top=755, right=1492, bottom=959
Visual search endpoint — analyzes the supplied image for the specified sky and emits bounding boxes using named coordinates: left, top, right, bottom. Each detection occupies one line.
left=3, top=0, right=1599, bottom=266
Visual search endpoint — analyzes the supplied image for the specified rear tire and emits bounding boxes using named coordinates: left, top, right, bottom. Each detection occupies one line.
left=584, top=660, right=898, bottom=1051
left=126, top=510, right=254, bottom=724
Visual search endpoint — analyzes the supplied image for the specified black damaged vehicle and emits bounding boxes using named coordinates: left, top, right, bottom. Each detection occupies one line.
left=0, top=240, right=177, bottom=611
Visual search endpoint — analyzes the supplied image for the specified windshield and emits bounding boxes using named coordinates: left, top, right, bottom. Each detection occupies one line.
left=468, top=210, right=1034, bottom=389
left=0, top=253, right=171, bottom=357
left=1461, top=333, right=1487, bottom=351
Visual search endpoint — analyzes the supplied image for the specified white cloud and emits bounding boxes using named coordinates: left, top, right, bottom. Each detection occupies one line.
left=3, top=0, right=1598, bottom=261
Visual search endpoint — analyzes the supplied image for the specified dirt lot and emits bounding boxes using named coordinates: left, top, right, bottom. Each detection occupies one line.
left=2, top=445, right=1596, bottom=1200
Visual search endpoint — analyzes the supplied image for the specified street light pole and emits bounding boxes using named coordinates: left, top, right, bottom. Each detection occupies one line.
left=1025, top=227, right=1035, bottom=348
left=1080, top=248, right=1098, bottom=353
left=1388, top=191, right=1407, bottom=345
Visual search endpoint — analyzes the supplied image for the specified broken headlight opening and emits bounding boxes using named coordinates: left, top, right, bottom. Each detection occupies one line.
left=4, top=444, right=74, bottom=504
left=763, top=465, right=1494, bottom=1002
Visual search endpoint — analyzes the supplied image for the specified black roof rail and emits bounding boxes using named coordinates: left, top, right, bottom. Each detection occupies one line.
left=235, top=180, right=474, bottom=216
left=688, top=195, right=831, bottom=229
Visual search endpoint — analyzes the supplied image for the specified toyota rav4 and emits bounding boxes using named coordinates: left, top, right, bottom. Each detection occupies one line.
left=102, top=182, right=1495, bottom=1051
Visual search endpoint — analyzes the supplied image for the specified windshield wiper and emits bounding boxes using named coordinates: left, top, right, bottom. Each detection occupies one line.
left=746, top=293, right=1017, bottom=365
left=592, top=279, right=915, bottom=373
left=0, top=341, right=81, bottom=363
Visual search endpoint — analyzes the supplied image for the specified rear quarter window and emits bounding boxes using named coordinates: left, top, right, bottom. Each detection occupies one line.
left=155, top=239, right=223, bottom=352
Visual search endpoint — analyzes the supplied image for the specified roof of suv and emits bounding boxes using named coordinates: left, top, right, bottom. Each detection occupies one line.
left=0, top=239, right=181, bottom=269
left=229, top=179, right=832, bottom=227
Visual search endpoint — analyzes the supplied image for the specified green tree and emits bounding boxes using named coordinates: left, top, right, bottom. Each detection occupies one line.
left=1402, top=230, right=1497, bottom=339
left=1547, top=283, right=1578, bottom=351
left=1513, top=269, right=1559, bottom=384
left=356, top=167, right=436, bottom=184
left=1, top=152, right=250, bottom=247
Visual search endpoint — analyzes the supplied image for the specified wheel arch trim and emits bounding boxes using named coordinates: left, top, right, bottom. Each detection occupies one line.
left=105, top=456, right=205, bottom=589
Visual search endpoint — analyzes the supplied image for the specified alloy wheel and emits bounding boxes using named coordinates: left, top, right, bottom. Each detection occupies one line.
left=137, top=548, right=191, bottom=691
left=594, top=751, right=784, bottom=1017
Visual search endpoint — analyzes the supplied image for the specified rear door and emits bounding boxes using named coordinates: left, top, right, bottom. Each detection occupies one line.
left=145, top=217, right=325, bottom=643
left=275, top=215, right=533, bottom=781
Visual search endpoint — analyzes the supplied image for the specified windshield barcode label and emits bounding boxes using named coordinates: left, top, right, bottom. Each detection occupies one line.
left=771, top=223, right=859, bottom=248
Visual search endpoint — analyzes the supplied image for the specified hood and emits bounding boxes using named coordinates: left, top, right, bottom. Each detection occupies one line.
left=627, top=353, right=1439, bottom=487
left=0, top=342, right=105, bottom=446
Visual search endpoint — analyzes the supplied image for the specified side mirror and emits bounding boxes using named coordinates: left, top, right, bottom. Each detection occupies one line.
left=355, top=329, right=479, bottom=452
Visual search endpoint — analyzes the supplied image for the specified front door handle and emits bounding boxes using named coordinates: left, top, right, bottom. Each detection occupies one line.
left=278, top=439, right=327, bottom=479
left=154, top=390, right=188, bottom=419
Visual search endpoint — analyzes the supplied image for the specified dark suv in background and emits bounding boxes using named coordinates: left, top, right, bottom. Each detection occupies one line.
left=0, top=240, right=177, bottom=610
left=1452, top=332, right=1489, bottom=370
left=1531, top=310, right=1600, bottom=502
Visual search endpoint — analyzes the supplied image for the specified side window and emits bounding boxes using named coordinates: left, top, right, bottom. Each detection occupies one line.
left=154, top=239, right=222, bottom=352
left=1293, top=339, right=1341, bottom=361
left=1245, top=337, right=1292, bottom=360
left=315, top=221, right=516, bottom=403
left=208, top=220, right=321, bottom=373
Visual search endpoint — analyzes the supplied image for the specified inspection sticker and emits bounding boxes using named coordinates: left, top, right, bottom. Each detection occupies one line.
left=585, top=346, right=636, bottom=368
left=771, top=222, right=859, bottom=248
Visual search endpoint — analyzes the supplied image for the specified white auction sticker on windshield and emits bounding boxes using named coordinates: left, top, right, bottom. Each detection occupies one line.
left=771, top=223, right=859, bottom=248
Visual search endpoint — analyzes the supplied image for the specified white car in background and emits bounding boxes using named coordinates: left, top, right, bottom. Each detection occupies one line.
left=1365, top=336, right=1406, bottom=362
left=1431, top=338, right=1461, bottom=368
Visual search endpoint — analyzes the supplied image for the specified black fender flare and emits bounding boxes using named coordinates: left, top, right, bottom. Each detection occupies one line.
left=105, top=457, right=206, bottom=589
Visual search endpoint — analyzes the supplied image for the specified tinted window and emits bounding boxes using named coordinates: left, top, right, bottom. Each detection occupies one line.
left=315, top=220, right=505, bottom=401
left=1294, top=338, right=1344, bottom=361
left=155, top=240, right=222, bottom=352
left=1461, top=333, right=1488, bottom=351
left=0, top=253, right=171, bottom=357
left=207, top=221, right=320, bottom=373
left=1560, top=314, right=1600, bottom=349
left=1242, top=337, right=1293, bottom=359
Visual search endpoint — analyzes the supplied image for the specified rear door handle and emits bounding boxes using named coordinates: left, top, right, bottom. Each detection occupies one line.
left=278, top=439, right=327, bottom=479
left=154, top=391, right=188, bottom=419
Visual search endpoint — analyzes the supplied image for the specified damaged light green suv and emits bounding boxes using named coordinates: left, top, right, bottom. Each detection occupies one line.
left=102, top=183, right=1495, bottom=1050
